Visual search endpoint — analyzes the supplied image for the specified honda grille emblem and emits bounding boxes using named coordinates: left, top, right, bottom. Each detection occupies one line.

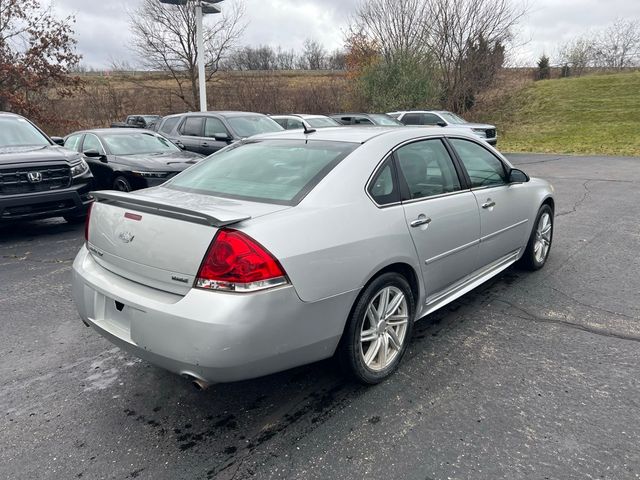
left=27, top=171, right=43, bottom=183
left=118, top=231, right=135, bottom=244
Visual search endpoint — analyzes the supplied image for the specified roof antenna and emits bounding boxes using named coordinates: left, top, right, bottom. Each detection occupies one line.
left=303, top=123, right=316, bottom=134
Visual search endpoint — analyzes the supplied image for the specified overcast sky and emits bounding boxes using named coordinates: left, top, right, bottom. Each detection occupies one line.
left=52, top=0, right=640, bottom=68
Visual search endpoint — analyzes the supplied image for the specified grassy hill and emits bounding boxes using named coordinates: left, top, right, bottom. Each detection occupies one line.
left=495, top=71, right=640, bottom=156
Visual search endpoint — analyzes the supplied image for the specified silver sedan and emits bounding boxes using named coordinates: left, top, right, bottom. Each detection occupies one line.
left=72, top=127, right=554, bottom=387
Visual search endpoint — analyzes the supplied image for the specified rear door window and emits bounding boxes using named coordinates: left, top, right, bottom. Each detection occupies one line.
left=422, top=113, right=441, bottom=125
left=167, top=140, right=358, bottom=205
left=395, top=139, right=462, bottom=200
left=180, top=117, right=204, bottom=137
left=402, top=113, right=422, bottom=125
left=159, top=117, right=180, bottom=134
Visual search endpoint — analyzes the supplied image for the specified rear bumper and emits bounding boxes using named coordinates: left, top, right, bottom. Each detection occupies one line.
left=71, top=246, right=356, bottom=383
left=0, top=174, right=94, bottom=221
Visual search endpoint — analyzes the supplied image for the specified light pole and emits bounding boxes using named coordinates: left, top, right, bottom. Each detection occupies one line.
left=158, top=0, right=224, bottom=112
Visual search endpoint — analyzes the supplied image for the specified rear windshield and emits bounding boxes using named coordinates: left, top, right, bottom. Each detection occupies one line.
left=166, top=139, right=358, bottom=205
left=306, top=117, right=340, bottom=128
left=0, top=117, right=50, bottom=148
left=226, top=116, right=283, bottom=138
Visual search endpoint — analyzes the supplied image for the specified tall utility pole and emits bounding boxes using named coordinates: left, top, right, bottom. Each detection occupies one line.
left=158, top=0, right=224, bottom=112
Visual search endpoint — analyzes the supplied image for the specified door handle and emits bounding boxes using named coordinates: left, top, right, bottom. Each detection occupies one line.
left=410, top=215, right=432, bottom=227
left=482, top=200, right=496, bottom=209
left=201, top=142, right=209, bottom=147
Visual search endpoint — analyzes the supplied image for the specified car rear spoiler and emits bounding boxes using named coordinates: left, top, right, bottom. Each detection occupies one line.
left=92, top=191, right=251, bottom=227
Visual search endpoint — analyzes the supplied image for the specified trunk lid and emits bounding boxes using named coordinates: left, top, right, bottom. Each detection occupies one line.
left=87, top=187, right=290, bottom=294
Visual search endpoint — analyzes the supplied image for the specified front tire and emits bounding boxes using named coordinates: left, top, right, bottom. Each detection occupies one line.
left=338, top=272, right=415, bottom=384
left=113, top=175, right=132, bottom=192
left=519, top=204, right=553, bottom=270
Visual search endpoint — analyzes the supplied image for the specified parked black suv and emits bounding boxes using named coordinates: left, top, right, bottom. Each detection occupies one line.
left=155, top=111, right=283, bottom=156
left=0, top=112, right=94, bottom=222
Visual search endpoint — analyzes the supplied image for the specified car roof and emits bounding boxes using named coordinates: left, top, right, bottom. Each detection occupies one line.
left=179, top=111, right=267, bottom=118
left=330, top=113, right=381, bottom=117
left=250, top=126, right=478, bottom=144
left=271, top=114, right=329, bottom=119
left=391, top=110, right=452, bottom=115
left=0, top=111, right=23, bottom=119
left=67, top=128, right=160, bottom=136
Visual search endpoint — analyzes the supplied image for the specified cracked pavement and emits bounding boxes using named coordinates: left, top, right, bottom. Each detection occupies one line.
left=1, top=153, right=639, bottom=480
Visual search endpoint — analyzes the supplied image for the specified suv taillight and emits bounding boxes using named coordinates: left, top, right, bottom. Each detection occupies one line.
left=195, top=229, right=288, bottom=292
left=84, top=203, right=93, bottom=243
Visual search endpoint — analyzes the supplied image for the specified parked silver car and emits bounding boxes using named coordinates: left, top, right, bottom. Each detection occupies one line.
left=388, top=110, right=498, bottom=145
left=72, top=127, right=554, bottom=387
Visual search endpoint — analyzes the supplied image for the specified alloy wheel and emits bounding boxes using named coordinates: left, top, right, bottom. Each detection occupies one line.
left=534, top=212, right=552, bottom=264
left=360, top=286, right=409, bottom=371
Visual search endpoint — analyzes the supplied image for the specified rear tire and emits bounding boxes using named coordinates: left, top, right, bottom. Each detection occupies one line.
left=113, top=175, right=132, bottom=192
left=337, top=272, right=415, bottom=384
left=519, top=204, right=553, bottom=270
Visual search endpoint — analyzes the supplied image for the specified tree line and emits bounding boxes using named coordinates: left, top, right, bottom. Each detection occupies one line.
left=223, top=41, right=346, bottom=71
left=2, top=0, right=640, bottom=127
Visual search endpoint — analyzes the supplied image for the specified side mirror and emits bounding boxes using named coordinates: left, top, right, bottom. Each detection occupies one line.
left=508, top=168, right=530, bottom=183
left=84, top=150, right=107, bottom=162
left=436, top=121, right=447, bottom=127
left=213, top=133, right=232, bottom=142
left=50, top=136, right=65, bottom=146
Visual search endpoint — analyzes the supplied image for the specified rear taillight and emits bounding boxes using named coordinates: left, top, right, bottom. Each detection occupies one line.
left=195, top=229, right=288, bottom=293
left=84, top=203, right=93, bottom=243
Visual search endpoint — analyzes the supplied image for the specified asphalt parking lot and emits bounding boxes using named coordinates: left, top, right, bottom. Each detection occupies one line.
left=1, top=153, right=639, bottom=480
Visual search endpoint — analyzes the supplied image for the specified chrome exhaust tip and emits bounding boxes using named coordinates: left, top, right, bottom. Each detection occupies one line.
left=192, top=378, right=210, bottom=391
left=182, top=373, right=211, bottom=391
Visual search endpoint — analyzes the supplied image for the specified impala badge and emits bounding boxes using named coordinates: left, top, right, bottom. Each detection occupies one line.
left=118, top=231, right=135, bottom=243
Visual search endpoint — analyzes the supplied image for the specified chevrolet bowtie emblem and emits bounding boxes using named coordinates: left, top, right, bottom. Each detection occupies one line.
left=118, top=231, right=135, bottom=243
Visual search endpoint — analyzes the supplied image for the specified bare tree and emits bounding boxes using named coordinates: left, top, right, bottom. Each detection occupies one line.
left=424, top=0, right=527, bottom=111
left=558, top=36, right=597, bottom=76
left=327, top=49, right=347, bottom=70
left=593, top=18, right=640, bottom=69
left=348, top=0, right=526, bottom=111
left=128, top=0, right=245, bottom=110
left=298, top=39, right=326, bottom=70
left=351, top=0, right=429, bottom=60
left=227, top=45, right=277, bottom=70
left=275, top=47, right=297, bottom=70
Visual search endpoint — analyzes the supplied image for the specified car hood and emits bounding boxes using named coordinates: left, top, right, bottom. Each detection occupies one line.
left=460, top=122, right=496, bottom=130
left=0, top=145, right=81, bottom=165
left=110, top=150, right=203, bottom=171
